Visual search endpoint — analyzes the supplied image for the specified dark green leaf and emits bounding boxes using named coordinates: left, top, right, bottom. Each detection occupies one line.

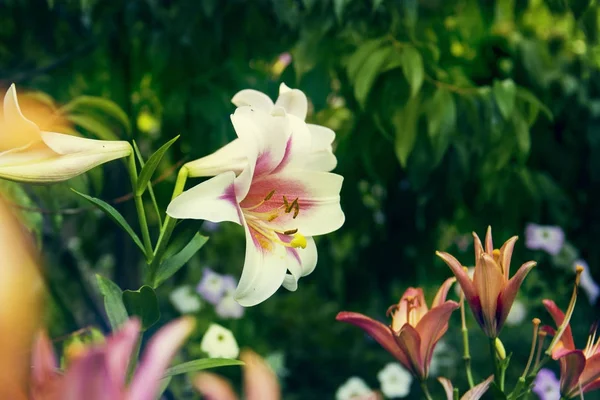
left=347, top=38, right=387, bottom=83
left=122, top=285, right=160, bottom=331
left=71, top=189, right=145, bottom=254
left=62, top=96, right=131, bottom=134
left=155, top=233, right=209, bottom=287
left=516, top=88, right=553, bottom=123
left=67, top=114, right=119, bottom=141
left=96, top=274, right=128, bottom=331
left=401, top=46, right=424, bottom=98
left=163, top=358, right=244, bottom=378
left=133, top=141, right=162, bottom=226
left=353, top=46, right=393, bottom=107
left=493, top=79, right=516, bottom=120
left=136, top=135, right=180, bottom=196
left=513, top=110, right=530, bottom=157
left=333, top=0, right=350, bottom=21
left=427, top=89, right=456, bottom=165
left=162, top=220, right=204, bottom=261
left=393, top=95, right=421, bottom=167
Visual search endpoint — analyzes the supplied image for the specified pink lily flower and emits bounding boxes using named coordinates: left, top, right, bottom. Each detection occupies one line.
left=438, top=375, right=494, bottom=400
left=194, top=349, right=280, bottom=400
left=336, top=278, right=458, bottom=380
left=436, top=226, right=536, bottom=338
left=185, top=83, right=337, bottom=177
left=30, top=317, right=194, bottom=400
left=167, top=107, right=345, bottom=306
left=543, top=300, right=600, bottom=398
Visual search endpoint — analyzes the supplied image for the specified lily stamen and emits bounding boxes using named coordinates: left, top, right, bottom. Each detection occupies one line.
left=522, top=318, right=541, bottom=378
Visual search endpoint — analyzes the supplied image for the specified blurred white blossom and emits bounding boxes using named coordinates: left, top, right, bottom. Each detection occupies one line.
left=170, top=286, right=202, bottom=314
left=575, top=260, right=599, bottom=305
left=505, top=299, right=527, bottom=326
left=336, top=377, right=372, bottom=400
left=200, top=324, right=239, bottom=359
left=377, top=363, right=412, bottom=398
left=525, top=224, right=565, bottom=255
left=264, top=351, right=288, bottom=378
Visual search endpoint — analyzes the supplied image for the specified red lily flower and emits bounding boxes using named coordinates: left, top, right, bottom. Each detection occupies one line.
left=543, top=299, right=600, bottom=398
left=436, top=226, right=536, bottom=338
left=336, top=278, right=458, bottom=380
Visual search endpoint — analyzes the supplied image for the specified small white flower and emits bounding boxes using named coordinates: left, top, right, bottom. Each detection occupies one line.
left=575, top=260, right=599, bottom=305
left=169, top=286, right=202, bottom=314
left=377, top=363, right=412, bottom=398
left=200, top=323, right=239, bottom=359
left=428, top=340, right=456, bottom=376
left=505, top=299, right=527, bottom=326
left=336, top=377, right=372, bottom=400
left=215, top=293, right=245, bottom=319
left=525, top=223, right=565, bottom=256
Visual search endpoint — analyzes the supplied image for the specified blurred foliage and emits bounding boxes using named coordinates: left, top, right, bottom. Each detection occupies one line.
left=2, top=0, right=600, bottom=398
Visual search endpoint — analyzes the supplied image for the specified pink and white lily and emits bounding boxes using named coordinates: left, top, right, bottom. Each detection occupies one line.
left=436, top=226, right=536, bottom=338
left=336, top=278, right=458, bottom=381
left=167, top=107, right=344, bottom=306
left=184, top=83, right=337, bottom=177
left=0, top=85, right=131, bottom=183
left=30, top=317, right=194, bottom=400
left=543, top=300, right=600, bottom=398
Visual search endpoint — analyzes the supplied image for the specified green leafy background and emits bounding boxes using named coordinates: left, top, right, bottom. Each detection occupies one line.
left=2, top=0, right=600, bottom=398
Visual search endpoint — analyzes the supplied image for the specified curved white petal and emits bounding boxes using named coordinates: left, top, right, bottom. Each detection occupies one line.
left=167, top=171, right=243, bottom=224
left=272, top=114, right=312, bottom=172
left=275, top=83, right=308, bottom=120
left=40, top=131, right=131, bottom=156
left=231, top=89, right=274, bottom=111
left=128, top=317, right=195, bottom=400
left=307, top=124, right=337, bottom=171
left=185, top=138, right=248, bottom=178
left=1, top=84, right=41, bottom=151
left=282, top=237, right=318, bottom=292
left=234, top=223, right=288, bottom=307
left=248, top=170, right=345, bottom=237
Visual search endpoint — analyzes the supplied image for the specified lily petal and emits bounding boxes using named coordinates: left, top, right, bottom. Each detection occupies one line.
left=60, top=349, right=122, bottom=400
left=437, top=377, right=454, bottom=400
left=484, top=226, right=493, bottom=254
left=473, top=253, right=505, bottom=336
left=579, top=352, right=600, bottom=389
left=184, top=138, right=248, bottom=178
left=2, top=84, right=41, bottom=151
left=166, top=171, right=243, bottom=224
left=415, top=301, right=459, bottom=376
left=105, top=319, right=140, bottom=388
left=461, top=375, right=494, bottom=400
left=499, top=236, right=518, bottom=280
left=542, top=299, right=575, bottom=351
left=128, top=317, right=195, bottom=400
left=558, top=350, right=586, bottom=397
left=282, top=236, right=318, bottom=292
left=275, top=83, right=308, bottom=120
left=40, top=132, right=130, bottom=156
left=396, top=324, right=425, bottom=379
left=272, top=114, right=312, bottom=173
left=31, top=331, right=58, bottom=386
left=472, top=232, right=484, bottom=260
left=436, top=252, right=478, bottom=308
left=241, top=350, right=281, bottom=400
left=234, top=223, right=288, bottom=306
left=432, top=277, right=456, bottom=308
left=336, top=312, right=410, bottom=367
left=307, top=124, right=337, bottom=172
left=194, top=372, right=239, bottom=400
left=231, top=89, right=275, bottom=111
left=496, top=261, right=535, bottom=332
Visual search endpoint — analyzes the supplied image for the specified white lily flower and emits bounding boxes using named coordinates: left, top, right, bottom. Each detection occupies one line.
left=185, top=83, right=337, bottom=177
left=0, top=85, right=131, bottom=183
left=168, top=107, right=344, bottom=306
left=377, top=363, right=412, bottom=398
left=200, top=323, right=240, bottom=359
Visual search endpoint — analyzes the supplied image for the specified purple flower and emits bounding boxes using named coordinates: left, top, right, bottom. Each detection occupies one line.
left=196, top=268, right=228, bottom=305
left=525, top=223, right=565, bottom=255
left=532, top=369, right=560, bottom=400
left=215, top=275, right=245, bottom=319
left=575, top=260, right=599, bottom=305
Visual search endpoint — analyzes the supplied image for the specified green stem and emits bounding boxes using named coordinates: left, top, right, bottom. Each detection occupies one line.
left=489, top=338, right=505, bottom=392
left=420, top=381, right=434, bottom=400
left=460, top=295, right=475, bottom=388
left=147, top=166, right=188, bottom=286
left=127, top=153, right=153, bottom=261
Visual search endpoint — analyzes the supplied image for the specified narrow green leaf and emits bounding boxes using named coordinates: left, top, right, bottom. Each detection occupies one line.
left=155, top=233, right=209, bottom=287
left=133, top=141, right=162, bottom=226
left=347, top=38, right=387, bottom=82
left=62, top=96, right=131, bottom=134
left=71, top=189, right=145, bottom=254
left=156, top=377, right=172, bottom=400
left=513, top=110, right=531, bottom=157
left=122, top=285, right=160, bottom=331
left=96, top=274, right=128, bottom=331
left=393, top=95, right=421, bottom=168
left=66, top=114, right=119, bottom=141
left=162, top=220, right=204, bottom=261
left=401, top=46, right=424, bottom=98
left=136, top=135, right=180, bottom=196
left=493, top=79, right=516, bottom=120
left=163, top=358, right=244, bottom=378
left=427, top=89, right=456, bottom=165
left=516, top=88, right=553, bottom=122
left=353, top=46, right=393, bottom=107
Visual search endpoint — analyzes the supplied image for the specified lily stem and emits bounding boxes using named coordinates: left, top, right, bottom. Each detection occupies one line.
left=460, top=293, right=475, bottom=388
left=420, top=381, right=434, bottom=400
left=147, top=166, right=188, bottom=286
left=127, top=153, right=153, bottom=262
left=489, top=337, right=505, bottom=392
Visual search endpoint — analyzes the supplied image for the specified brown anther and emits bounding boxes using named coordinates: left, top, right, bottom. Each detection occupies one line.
left=282, top=195, right=290, bottom=208
left=264, top=190, right=275, bottom=201
left=283, top=229, right=298, bottom=235
left=386, top=304, right=399, bottom=317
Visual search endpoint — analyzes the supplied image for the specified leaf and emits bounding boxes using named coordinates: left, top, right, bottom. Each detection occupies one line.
left=516, top=88, right=553, bottom=124
left=163, top=358, right=244, bottom=378
left=66, top=114, right=119, bottom=141
left=71, top=189, right=146, bottom=254
left=155, top=233, right=209, bottom=287
left=96, top=275, right=129, bottom=331
left=162, top=220, right=204, bottom=261
left=401, top=46, right=424, bottom=98
left=393, top=95, right=421, bottom=168
left=513, top=110, right=531, bottom=157
left=133, top=141, right=162, bottom=226
left=122, top=286, right=160, bottom=331
left=353, top=46, right=393, bottom=107
left=333, top=0, right=350, bottom=21
left=427, top=89, right=456, bottom=165
left=62, top=96, right=131, bottom=134
left=347, top=38, right=387, bottom=83
left=136, top=135, right=179, bottom=196
left=493, top=79, right=516, bottom=120
left=156, top=377, right=172, bottom=400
